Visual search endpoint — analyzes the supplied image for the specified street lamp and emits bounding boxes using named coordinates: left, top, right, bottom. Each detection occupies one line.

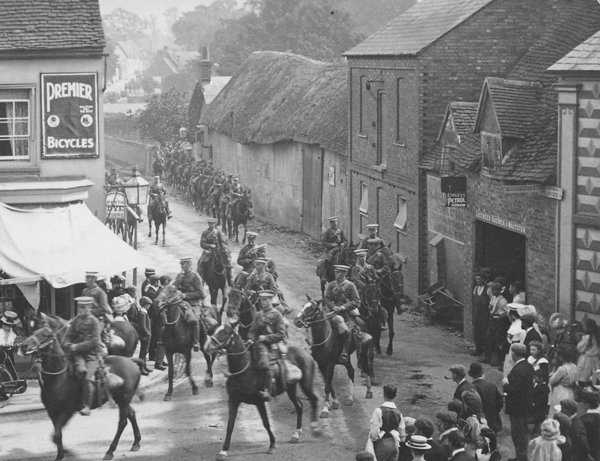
left=122, top=166, right=149, bottom=206
left=179, top=126, right=188, bottom=139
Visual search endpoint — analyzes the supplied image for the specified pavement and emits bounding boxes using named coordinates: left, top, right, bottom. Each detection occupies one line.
left=0, top=362, right=170, bottom=415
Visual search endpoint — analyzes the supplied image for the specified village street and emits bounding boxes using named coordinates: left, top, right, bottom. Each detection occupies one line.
left=0, top=186, right=515, bottom=461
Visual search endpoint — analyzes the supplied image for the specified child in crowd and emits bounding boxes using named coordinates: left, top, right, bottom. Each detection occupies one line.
left=532, top=368, right=550, bottom=435
left=528, top=419, right=565, bottom=461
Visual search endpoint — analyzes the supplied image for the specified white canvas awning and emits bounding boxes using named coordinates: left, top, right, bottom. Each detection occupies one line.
left=0, top=202, right=144, bottom=308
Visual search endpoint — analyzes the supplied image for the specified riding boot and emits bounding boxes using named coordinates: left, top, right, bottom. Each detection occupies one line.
left=142, top=359, right=153, bottom=374
left=259, top=369, right=272, bottom=402
left=80, top=380, right=94, bottom=416
left=166, top=201, right=172, bottom=220
left=193, top=321, right=201, bottom=352
left=339, top=331, right=351, bottom=364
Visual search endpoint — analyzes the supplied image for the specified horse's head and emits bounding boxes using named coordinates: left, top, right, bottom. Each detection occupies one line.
left=294, top=298, right=324, bottom=328
left=216, top=246, right=232, bottom=269
left=243, top=190, right=253, bottom=207
left=20, top=325, right=56, bottom=356
left=204, top=323, right=237, bottom=354
left=362, top=281, right=381, bottom=310
left=226, top=288, right=245, bottom=317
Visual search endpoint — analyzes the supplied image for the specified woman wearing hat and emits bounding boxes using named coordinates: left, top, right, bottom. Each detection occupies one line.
left=0, top=311, right=19, bottom=383
left=502, top=304, right=526, bottom=377
left=527, top=419, right=565, bottom=461
left=575, top=318, right=600, bottom=387
left=548, top=349, right=578, bottom=418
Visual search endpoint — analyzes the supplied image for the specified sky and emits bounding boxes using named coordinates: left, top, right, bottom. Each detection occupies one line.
left=98, top=0, right=214, bottom=18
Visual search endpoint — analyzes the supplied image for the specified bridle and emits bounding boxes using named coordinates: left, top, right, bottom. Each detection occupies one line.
left=25, top=325, right=70, bottom=375
left=208, top=326, right=253, bottom=376
left=163, top=302, right=182, bottom=325
left=296, top=300, right=335, bottom=347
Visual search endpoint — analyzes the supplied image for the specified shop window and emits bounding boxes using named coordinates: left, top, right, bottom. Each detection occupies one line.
left=0, top=88, right=32, bottom=161
left=359, top=182, right=369, bottom=215
left=394, top=196, right=407, bottom=231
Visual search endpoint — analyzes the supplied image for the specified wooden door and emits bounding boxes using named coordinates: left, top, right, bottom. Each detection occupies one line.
left=302, top=146, right=323, bottom=240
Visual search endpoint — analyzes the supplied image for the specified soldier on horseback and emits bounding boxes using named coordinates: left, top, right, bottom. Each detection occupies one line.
left=321, top=216, right=348, bottom=280
left=106, top=168, right=122, bottom=187
left=244, top=258, right=277, bottom=304
left=226, top=177, right=255, bottom=220
left=198, top=218, right=228, bottom=280
left=82, top=271, right=113, bottom=323
left=203, top=161, right=214, bottom=176
left=255, top=244, right=279, bottom=281
left=149, top=176, right=172, bottom=219
left=359, top=224, right=386, bottom=250
left=174, top=257, right=208, bottom=350
left=324, top=265, right=361, bottom=363
left=366, top=238, right=390, bottom=278
left=248, top=290, right=286, bottom=402
left=237, top=231, right=258, bottom=272
left=62, top=296, right=102, bottom=416
left=351, top=249, right=388, bottom=331
left=156, top=284, right=201, bottom=351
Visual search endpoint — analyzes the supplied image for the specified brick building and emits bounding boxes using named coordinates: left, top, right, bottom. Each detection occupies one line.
left=420, top=0, right=600, bottom=336
left=343, top=0, right=561, bottom=301
left=552, top=28, right=600, bottom=323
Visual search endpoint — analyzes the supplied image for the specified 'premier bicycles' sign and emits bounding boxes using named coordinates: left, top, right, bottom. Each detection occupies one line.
left=41, top=73, right=99, bottom=158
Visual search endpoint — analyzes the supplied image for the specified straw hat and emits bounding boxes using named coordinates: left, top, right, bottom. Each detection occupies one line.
left=0, top=311, right=19, bottom=326
left=406, top=435, right=431, bottom=450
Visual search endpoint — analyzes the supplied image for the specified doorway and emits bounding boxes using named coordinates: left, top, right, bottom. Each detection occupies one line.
left=475, top=220, right=526, bottom=285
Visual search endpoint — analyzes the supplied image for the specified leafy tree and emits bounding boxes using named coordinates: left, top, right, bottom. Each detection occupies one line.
left=103, top=8, right=149, bottom=42
left=171, top=0, right=242, bottom=52
left=136, top=88, right=189, bottom=149
left=210, top=0, right=364, bottom=75
left=105, top=36, right=119, bottom=82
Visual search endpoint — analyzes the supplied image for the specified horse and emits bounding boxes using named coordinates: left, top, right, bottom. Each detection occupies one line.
left=294, top=296, right=373, bottom=418
left=205, top=323, right=322, bottom=460
left=318, top=244, right=357, bottom=298
left=230, top=191, right=253, bottom=244
left=225, top=288, right=256, bottom=340
left=191, top=175, right=206, bottom=212
left=25, top=308, right=139, bottom=358
left=19, top=314, right=144, bottom=461
left=159, top=297, right=215, bottom=401
left=124, top=204, right=143, bottom=246
left=152, top=156, right=164, bottom=178
left=377, top=248, right=406, bottom=356
left=359, top=280, right=383, bottom=358
left=148, top=190, right=167, bottom=245
left=199, top=245, right=232, bottom=316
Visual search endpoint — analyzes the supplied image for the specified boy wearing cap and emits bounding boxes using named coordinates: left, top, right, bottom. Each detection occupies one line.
left=248, top=290, right=286, bottom=401
left=503, top=343, right=534, bottom=461
left=63, top=297, right=102, bottom=416
left=414, top=417, right=447, bottom=461
left=436, top=411, right=460, bottom=458
left=237, top=232, right=258, bottom=272
left=324, top=264, right=361, bottom=363
left=141, top=268, right=156, bottom=298
left=198, top=218, right=228, bottom=279
left=320, top=217, right=348, bottom=279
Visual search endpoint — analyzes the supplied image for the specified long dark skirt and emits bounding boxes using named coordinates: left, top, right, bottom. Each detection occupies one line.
left=374, top=436, right=399, bottom=461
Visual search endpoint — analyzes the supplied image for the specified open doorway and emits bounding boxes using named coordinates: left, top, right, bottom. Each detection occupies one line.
left=475, top=220, right=526, bottom=287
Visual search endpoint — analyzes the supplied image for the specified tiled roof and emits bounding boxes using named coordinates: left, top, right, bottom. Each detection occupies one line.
left=448, top=102, right=478, bottom=139
left=482, top=78, right=542, bottom=139
left=449, top=133, right=481, bottom=172
left=0, top=0, right=105, bottom=52
left=549, top=29, right=600, bottom=72
left=344, top=0, right=494, bottom=56
left=203, top=77, right=232, bottom=105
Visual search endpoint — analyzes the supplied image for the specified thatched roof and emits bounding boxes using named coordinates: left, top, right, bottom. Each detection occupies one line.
left=200, top=51, right=348, bottom=155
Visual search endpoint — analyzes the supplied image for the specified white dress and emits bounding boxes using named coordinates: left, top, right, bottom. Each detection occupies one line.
left=503, top=318, right=525, bottom=378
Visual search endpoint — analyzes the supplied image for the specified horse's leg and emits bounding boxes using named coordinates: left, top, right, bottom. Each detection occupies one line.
left=103, top=405, right=129, bottom=460
left=51, top=412, right=71, bottom=461
left=184, top=349, right=199, bottom=395
left=164, top=350, right=174, bottom=401
left=210, top=286, right=218, bottom=306
left=148, top=216, right=152, bottom=238
left=343, top=360, right=356, bottom=406
left=360, top=334, right=375, bottom=397
left=154, top=222, right=159, bottom=245
left=202, top=349, right=213, bottom=387
left=256, top=401, right=277, bottom=454
left=241, top=221, right=247, bottom=245
left=286, top=385, right=303, bottom=444
left=127, top=405, right=141, bottom=451
left=386, top=304, right=395, bottom=356
left=162, top=220, right=166, bottom=245
left=320, top=363, right=334, bottom=418
left=299, top=363, right=323, bottom=437
left=217, top=399, right=241, bottom=460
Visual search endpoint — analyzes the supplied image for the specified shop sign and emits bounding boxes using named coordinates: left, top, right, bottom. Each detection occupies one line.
left=41, top=73, right=99, bottom=158
left=441, top=177, right=467, bottom=207
left=503, top=184, right=541, bottom=196
left=542, top=186, right=564, bottom=200
left=427, top=175, right=466, bottom=243
left=106, top=191, right=126, bottom=220
left=476, top=211, right=527, bottom=234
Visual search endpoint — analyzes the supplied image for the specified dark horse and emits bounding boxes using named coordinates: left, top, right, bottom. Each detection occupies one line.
left=205, top=323, right=322, bottom=460
left=318, top=244, right=357, bottom=298
left=148, top=190, right=167, bottom=245
left=294, top=297, right=373, bottom=418
left=20, top=313, right=143, bottom=461
left=225, top=288, right=256, bottom=340
left=359, top=280, right=383, bottom=358
left=378, top=248, right=406, bottom=356
left=159, top=293, right=215, bottom=401
left=229, top=191, right=253, bottom=244
left=198, top=245, right=232, bottom=316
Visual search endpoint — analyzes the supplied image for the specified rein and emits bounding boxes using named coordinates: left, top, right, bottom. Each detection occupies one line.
left=298, top=303, right=336, bottom=346
left=164, top=303, right=182, bottom=325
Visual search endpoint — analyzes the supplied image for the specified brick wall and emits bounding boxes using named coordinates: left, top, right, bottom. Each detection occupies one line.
left=105, top=136, right=152, bottom=175
left=347, top=0, right=560, bottom=300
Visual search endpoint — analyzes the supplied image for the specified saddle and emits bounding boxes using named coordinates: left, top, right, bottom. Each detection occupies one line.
left=267, top=353, right=302, bottom=396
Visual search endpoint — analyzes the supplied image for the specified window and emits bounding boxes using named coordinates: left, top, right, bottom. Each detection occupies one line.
left=0, top=88, right=31, bottom=160
left=377, top=90, right=386, bottom=165
left=359, top=182, right=369, bottom=214
left=481, top=132, right=502, bottom=171
left=396, top=78, right=404, bottom=144
left=359, top=76, right=366, bottom=133
left=394, top=196, right=407, bottom=231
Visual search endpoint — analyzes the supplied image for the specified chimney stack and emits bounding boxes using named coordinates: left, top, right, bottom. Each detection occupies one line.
left=200, top=46, right=212, bottom=84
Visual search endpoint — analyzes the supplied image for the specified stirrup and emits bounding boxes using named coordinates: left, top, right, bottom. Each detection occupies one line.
left=339, top=352, right=349, bottom=363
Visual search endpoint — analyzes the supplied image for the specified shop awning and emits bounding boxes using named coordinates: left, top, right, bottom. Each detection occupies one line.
left=0, top=201, right=144, bottom=307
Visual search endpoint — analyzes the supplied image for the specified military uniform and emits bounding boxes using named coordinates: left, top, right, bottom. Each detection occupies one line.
left=174, top=270, right=205, bottom=309
left=64, top=311, right=101, bottom=414
left=82, top=284, right=112, bottom=318
left=237, top=242, right=257, bottom=272
left=324, top=278, right=360, bottom=363
left=350, top=262, right=379, bottom=292
left=149, top=182, right=171, bottom=218
left=322, top=227, right=348, bottom=257
left=244, top=271, right=277, bottom=297
left=359, top=233, right=386, bottom=250
left=366, top=250, right=390, bottom=278
left=198, top=227, right=228, bottom=278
